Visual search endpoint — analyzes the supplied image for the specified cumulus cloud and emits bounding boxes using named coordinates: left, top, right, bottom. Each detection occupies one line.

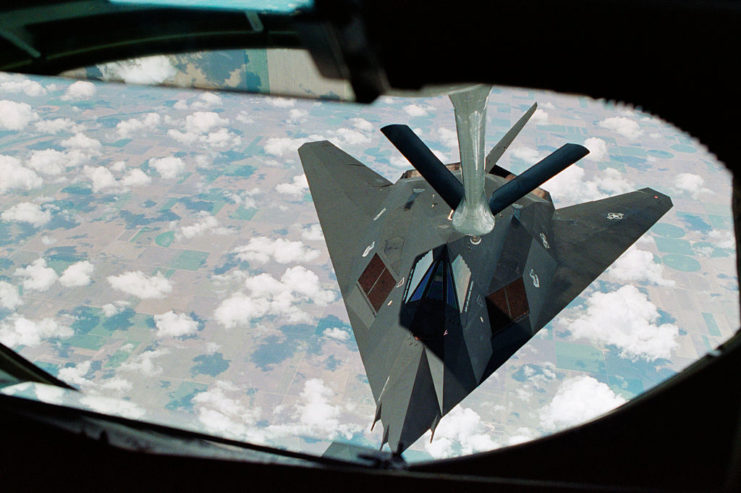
left=506, top=427, right=537, bottom=446
left=266, top=97, right=295, bottom=108
left=61, top=132, right=102, bottom=155
left=532, top=108, right=549, bottom=123
left=149, top=156, right=185, bottom=179
left=404, top=104, right=432, bottom=117
left=107, top=271, right=173, bottom=299
left=179, top=213, right=232, bottom=239
left=192, top=92, right=222, bottom=109
left=674, top=173, right=710, bottom=199
left=425, top=406, right=498, bottom=459
left=119, top=348, right=169, bottom=376
left=233, top=237, right=319, bottom=265
left=57, top=360, right=93, bottom=388
left=79, top=395, right=146, bottom=419
left=0, top=73, right=46, bottom=97
left=301, top=224, right=324, bottom=241
left=34, top=118, right=84, bottom=134
left=598, top=116, right=642, bottom=139
left=288, top=108, right=308, bottom=122
left=34, top=384, right=66, bottom=405
left=236, top=110, right=253, bottom=124
left=101, top=301, right=129, bottom=317
left=167, top=111, right=240, bottom=149
left=28, top=149, right=69, bottom=175
left=426, top=128, right=452, bottom=151
left=542, top=165, right=633, bottom=208
left=265, top=132, right=348, bottom=158
left=708, top=230, right=735, bottom=250
left=14, top=259, right=58, bottom=292
left=0, top=281, right=22, bottom=310
left=175, top=92, right=223, bottom=111
left=331, top=127, right=371, bottom=146
left=510, top=146, right=543, bottom=163
left=276, top=174, right=309, bottom=197
left=214, top=266, right=334, bottom=328
left=606, top=247, right=675, bottom=286
left=558, top=285, right=679, bottom=361
left=350, top=117, right=373, bottom=132
left=274, top=378, right=358, bottom=439
left=264, top=137, right=312, bottom=157
left=82, top=163, right=151, bottom=192
left=57, top=360, right=133, bottom=397
left=0, top=100, right=38, bottom=130
left=59, top=261, right=94, bottom=287
left=322, top=327, right=350, bottom=342
left=186, top=111, right=227, bottom=134
left=193, top=379, right=361, bottom=445
left=154, top=311, right=199, bottom=338
left=83, top=165, right=117, bottom=193
left=0, top=315, right=72, bottom=347
left=192, top=381, right=264, bottom=442
left=121, top=168, right=151, bottom=187
left=540, top=376, right=626, bottom=431
left=584, top=137, right=609, bottom=162
left=1, top=202, right=52, bottom=227
left=98, top=55, right=177, bottom=85
left=116, top=113, right=161, bottom=138
left=62, top=81, right=96, bottom=100
left=0, top=155, right=43, bottom=193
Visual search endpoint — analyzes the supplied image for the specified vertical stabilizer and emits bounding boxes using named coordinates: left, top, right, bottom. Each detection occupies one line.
left=485, top=102, right=538, bottom=172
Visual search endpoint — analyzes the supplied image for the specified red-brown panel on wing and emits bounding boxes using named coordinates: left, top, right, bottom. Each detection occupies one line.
left=506, top=277, right=529, bottom=321
left=357, top=253, right=396, bottom=312
left=487, top=288, right=509, bottom=315
left=359, top=254, right=384, bottom=294
left=486, top=277, right=530, bottom=332
left=368, top=268, right=396, bottom=311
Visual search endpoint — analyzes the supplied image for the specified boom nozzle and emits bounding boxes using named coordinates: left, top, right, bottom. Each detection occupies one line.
left=449, top=85, right=495, bottom=236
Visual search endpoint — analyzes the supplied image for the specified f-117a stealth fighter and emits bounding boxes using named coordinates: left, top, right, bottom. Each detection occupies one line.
left=298, top=86, right=672, bottom=454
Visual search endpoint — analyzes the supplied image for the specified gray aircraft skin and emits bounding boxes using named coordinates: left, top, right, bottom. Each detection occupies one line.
left=298, top=103, right=672, bottom=454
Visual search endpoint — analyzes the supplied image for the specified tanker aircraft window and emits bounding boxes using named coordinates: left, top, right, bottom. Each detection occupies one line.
left=0, top=66, right=737, bottom=464
left=110, top=0, right=313, bottom=13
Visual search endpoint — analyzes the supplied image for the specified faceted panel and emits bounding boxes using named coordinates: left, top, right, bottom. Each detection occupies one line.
left=358, top=253, right=384, bottom=294
left=368, top=268, right=396, bottom=311
left=506, top=277, right=529, bottom=321
left=485, top=277, right=530, bottom=332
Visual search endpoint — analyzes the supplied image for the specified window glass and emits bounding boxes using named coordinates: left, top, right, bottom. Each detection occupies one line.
left=445, top=265, right=458, bottom=308
left=405, top=250, right=433, bottom=302
left=451, top=255, right=471, bottom=312
left=0, top=70, right=736, bottom=463
left=425, top=261, right=445, bottom=301
left=109, top=0, right=313, bottom=13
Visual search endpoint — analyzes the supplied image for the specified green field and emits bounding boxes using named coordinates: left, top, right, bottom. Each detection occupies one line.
left=170, top=250, right=209, bottom=270
left=661, top=254, right=701, bottom=272
left=555, top=341, right=606, bottom=374
left=155, top=231, right=175, bottom=247
left=230, top=206, right=257, bottom=220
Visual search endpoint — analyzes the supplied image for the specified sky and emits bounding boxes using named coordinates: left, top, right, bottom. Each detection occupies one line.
left=0, top=56, right=738, bottom=461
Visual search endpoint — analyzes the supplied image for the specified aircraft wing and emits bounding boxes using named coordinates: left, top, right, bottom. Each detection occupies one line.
left=298, top=141, right=393, bottom=294
left=540, top=187, right=673, bottom=325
